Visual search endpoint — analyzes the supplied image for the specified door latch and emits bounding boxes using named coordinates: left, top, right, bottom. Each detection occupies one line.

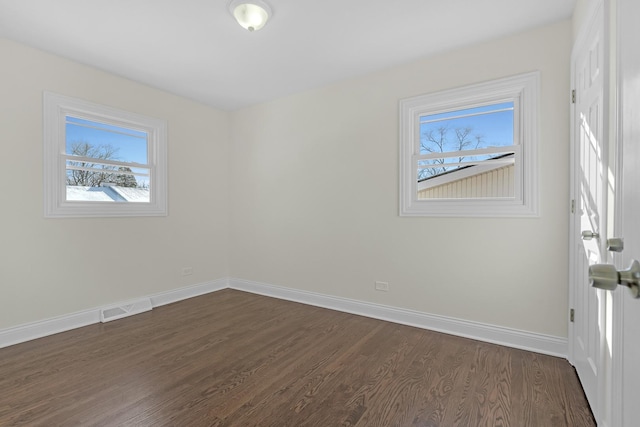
left=607, top=237, right=624, bottom=252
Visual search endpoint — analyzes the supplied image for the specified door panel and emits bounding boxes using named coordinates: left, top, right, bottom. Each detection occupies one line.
left=570, top=1, right=607, bottom=420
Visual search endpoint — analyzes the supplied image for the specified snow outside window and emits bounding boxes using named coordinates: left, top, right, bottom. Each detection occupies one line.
left=44, top=93, right=167, bottom=217
left=399, top=72, right=539, bottom=217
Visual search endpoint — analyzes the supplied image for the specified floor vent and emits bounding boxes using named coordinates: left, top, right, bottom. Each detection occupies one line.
left=100, top=298, right=153, bottom=323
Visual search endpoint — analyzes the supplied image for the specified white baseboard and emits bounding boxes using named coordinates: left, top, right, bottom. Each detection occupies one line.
left=150, top=278, right=229, bottom=308
left=0, top=309, right=100, bottom=350
left=0, top=278, right=229, bottom=349
left=230, top=278, right=568, bottom=358
left=1, top=277, right=567, bottom=358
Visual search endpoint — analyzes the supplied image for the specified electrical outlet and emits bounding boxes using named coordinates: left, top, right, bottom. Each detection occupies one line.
left=374, top=281, right=389, bottom=292
left=181, top=267, right=193, bottom=276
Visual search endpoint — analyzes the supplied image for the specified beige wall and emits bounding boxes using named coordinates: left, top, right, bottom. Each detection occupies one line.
left=0, top=38, right=230, bottom=329
left=1, top=19, right=573, bottom=340
left=229, top=21, right=572, bottom=337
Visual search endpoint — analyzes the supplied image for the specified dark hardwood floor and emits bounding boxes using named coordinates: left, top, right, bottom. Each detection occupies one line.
left=0, top=289, right=595, bottom=426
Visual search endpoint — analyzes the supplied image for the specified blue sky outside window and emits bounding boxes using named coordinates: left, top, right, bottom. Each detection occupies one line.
left=418, top=102, right=515, bottom=179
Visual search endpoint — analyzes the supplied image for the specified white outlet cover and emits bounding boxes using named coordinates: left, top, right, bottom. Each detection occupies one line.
left=375, top=281, right=389, bottom=291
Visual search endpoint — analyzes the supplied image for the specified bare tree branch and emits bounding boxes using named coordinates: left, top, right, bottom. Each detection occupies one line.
left=418, top=126, right=485, bottom=179
left=66, top=142, right=137, bottom=188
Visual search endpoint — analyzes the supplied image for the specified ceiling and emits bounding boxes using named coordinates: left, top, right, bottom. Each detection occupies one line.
left=0, top=0, right=576, bottom=111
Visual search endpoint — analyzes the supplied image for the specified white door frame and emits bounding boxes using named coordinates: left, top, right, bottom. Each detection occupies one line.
left=611, top=0, right=640, bottom=424
left=609, top=0, right=624, bottom=424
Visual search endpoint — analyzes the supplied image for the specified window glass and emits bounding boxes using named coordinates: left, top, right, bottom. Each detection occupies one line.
left=417, top=101, right=516, bottom=200
left=64, top=117, right=150, bottom=202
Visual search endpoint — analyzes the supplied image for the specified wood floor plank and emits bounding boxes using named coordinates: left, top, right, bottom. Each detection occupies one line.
left=0, top=289, right=595, bottom=426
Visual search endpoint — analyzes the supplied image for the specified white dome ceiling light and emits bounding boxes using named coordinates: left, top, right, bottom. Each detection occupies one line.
left=228, top=0, right=272, bottom=32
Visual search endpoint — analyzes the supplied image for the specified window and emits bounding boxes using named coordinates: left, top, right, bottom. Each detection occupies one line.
left=44, top=92, right=167, bottom=217
left=399, top=72, right=539, bottom=217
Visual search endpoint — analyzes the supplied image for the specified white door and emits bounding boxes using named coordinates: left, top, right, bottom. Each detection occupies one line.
left=569, top=0, right=608, bottom=421
left=617, top=0, right=640, bottom=424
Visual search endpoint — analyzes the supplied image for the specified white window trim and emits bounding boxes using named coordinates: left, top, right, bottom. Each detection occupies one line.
left=44, top=92, right=168, bottom=218
left=399, top=72, right=540, bottom=217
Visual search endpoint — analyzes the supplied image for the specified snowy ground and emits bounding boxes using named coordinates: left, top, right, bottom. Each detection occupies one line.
left=66, top=185, right=149, bottom=202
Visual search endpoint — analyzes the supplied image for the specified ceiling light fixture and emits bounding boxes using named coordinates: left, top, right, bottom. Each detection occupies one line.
left=228, top=0, right=272, bottom=32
